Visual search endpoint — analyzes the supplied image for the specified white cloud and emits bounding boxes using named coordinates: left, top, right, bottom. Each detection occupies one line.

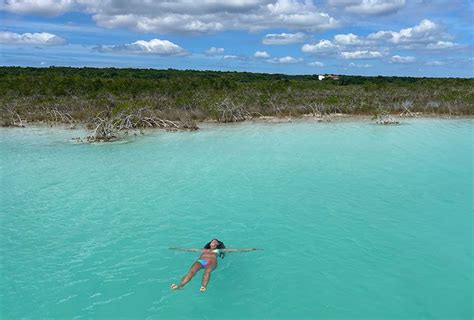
left=302, top=20, right=458, bottom=61
left=267, top=56, right=301, bottom=64
left=92, top=14, right=225, bottom=34
left=334, top=33, right=364, bottom=45
left=0, top=31, right=66, bottom=45
left=307, top=61, right=325, bottom=67
left=340, top=50, right=383, bottom=59
left=95, top=38, right=186, bottom=56
left=301, top=39, right=339, bottom=53
left=426, top=41, right=457, bottom=49
left=254, top=50, right=271, bottom=58
left=329, top=0, right=406, bottom=16
left=261, top=0, right=340, bottom=32
left=3, top=0, right=339, bottom=34
left=223, top=55, right=239, bottom=60
left=262, top=32, right=306, bottom=45
left=368, top=19, right=450, bottom=48
left=205, top=47, right=225, bottom=56
left=390, top=55, right=416, bottom=63
left=2, top=0, right=74, bottom=16
left=367, top=30, right=392, bottom=41
left=425, top=60, right=445, bottom=66
left=348, top=62, right=372, bottom=68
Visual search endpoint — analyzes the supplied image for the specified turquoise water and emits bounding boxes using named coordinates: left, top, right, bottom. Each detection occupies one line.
left=1, top=119, right=472, bottom=319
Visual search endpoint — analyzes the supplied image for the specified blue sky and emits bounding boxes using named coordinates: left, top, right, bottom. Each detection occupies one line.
left=1, top=0, right=472, bottom=77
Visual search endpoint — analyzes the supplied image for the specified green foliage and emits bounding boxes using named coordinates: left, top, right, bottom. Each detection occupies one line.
left=0, top=66, right=473, bottom=125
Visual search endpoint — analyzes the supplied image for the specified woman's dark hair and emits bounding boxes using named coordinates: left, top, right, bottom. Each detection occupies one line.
left=204, top=239, right=226, bottom=259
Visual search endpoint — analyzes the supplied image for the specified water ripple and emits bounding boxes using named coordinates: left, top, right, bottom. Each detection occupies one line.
left=1, top=120, right=472, bottom=319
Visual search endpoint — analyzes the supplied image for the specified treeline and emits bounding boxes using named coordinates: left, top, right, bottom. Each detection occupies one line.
left=1, top=66, right=472, bottom=127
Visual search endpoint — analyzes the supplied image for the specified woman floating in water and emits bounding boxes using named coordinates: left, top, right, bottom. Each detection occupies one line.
left=170, top=239, right=258, bottom=292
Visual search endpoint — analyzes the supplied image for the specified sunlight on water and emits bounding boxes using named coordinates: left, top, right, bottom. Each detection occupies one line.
left=1, top=119, right=472, bottom=319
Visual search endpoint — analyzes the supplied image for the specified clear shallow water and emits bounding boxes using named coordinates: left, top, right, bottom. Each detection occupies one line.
left=1, top=119, right=472, bottom=319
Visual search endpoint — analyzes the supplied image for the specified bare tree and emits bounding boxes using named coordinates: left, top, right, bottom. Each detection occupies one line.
left=1, top=105, right=25, bottom=127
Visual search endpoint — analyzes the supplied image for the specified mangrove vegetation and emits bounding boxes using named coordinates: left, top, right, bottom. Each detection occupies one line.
left=1, top=67, right=472, bottom=135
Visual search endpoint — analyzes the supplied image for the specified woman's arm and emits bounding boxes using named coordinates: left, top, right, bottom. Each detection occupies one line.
left=169, top=248, right=204, bottom=252
left=219, top=248, right=260, bottom=252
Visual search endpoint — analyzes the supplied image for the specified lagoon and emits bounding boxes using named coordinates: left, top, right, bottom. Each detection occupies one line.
left=1, top=119, right=472, bottom=319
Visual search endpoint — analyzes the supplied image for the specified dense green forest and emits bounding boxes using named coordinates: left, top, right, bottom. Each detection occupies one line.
left=1, top=66, right=472, bottom=129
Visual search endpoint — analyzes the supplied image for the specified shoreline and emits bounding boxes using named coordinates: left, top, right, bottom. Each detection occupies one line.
left=2, top=114, right=471, bottom=145
left=2, top=113, right=472, bottom=131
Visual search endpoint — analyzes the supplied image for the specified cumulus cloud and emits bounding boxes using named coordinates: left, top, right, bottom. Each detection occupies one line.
left=261, top=0, right=340, bottom=31
left=262, top=32, right=306, bottom=45
left=205, top=47, right=225, bottom=56
left=92, top=14, right=225, bottom=34
left=328, top=0, right=405, bottom=15
left=95, top=38, right=186, bottom=56
left=426, top=41, right=457, bottom=49
left=367, top=19, right=451, bottom=48
left=267, top=56, right=301, bottom=64
left=307, top=61, right=325, bottom=67
left=340, top=50, right=383, bottom=59
left=425, top=60, right=444, bottom=66
left=1, top=0, right=74, bottom=16
left=301, top=39, right=339, bottom=54
left=97, top=1, right=339, bottom=34
left=254, top=50, right=271, bottom=58
left=2, top=0, right=339, bottom=34
left=348, top=62, right=372, bottom=68
left=390, top=55, right=416, bottom=63
left=299, top=19, right=458, bottom=63
left=223, top=55, right=239, bottom=60
left=334, top=33, right=365, bottom=45
left=0, top=31, right=66, bottom=45
left=324, top=19, right=456, bottom=54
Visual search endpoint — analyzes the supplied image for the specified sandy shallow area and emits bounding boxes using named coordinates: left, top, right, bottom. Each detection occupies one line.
left=3, top=113, right=471, bottom=133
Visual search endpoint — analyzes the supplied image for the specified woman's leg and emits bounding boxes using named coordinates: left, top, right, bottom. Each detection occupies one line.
left=172, top=261, right=202, bottom=289
left=200, top=266, right=214, bottom=292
